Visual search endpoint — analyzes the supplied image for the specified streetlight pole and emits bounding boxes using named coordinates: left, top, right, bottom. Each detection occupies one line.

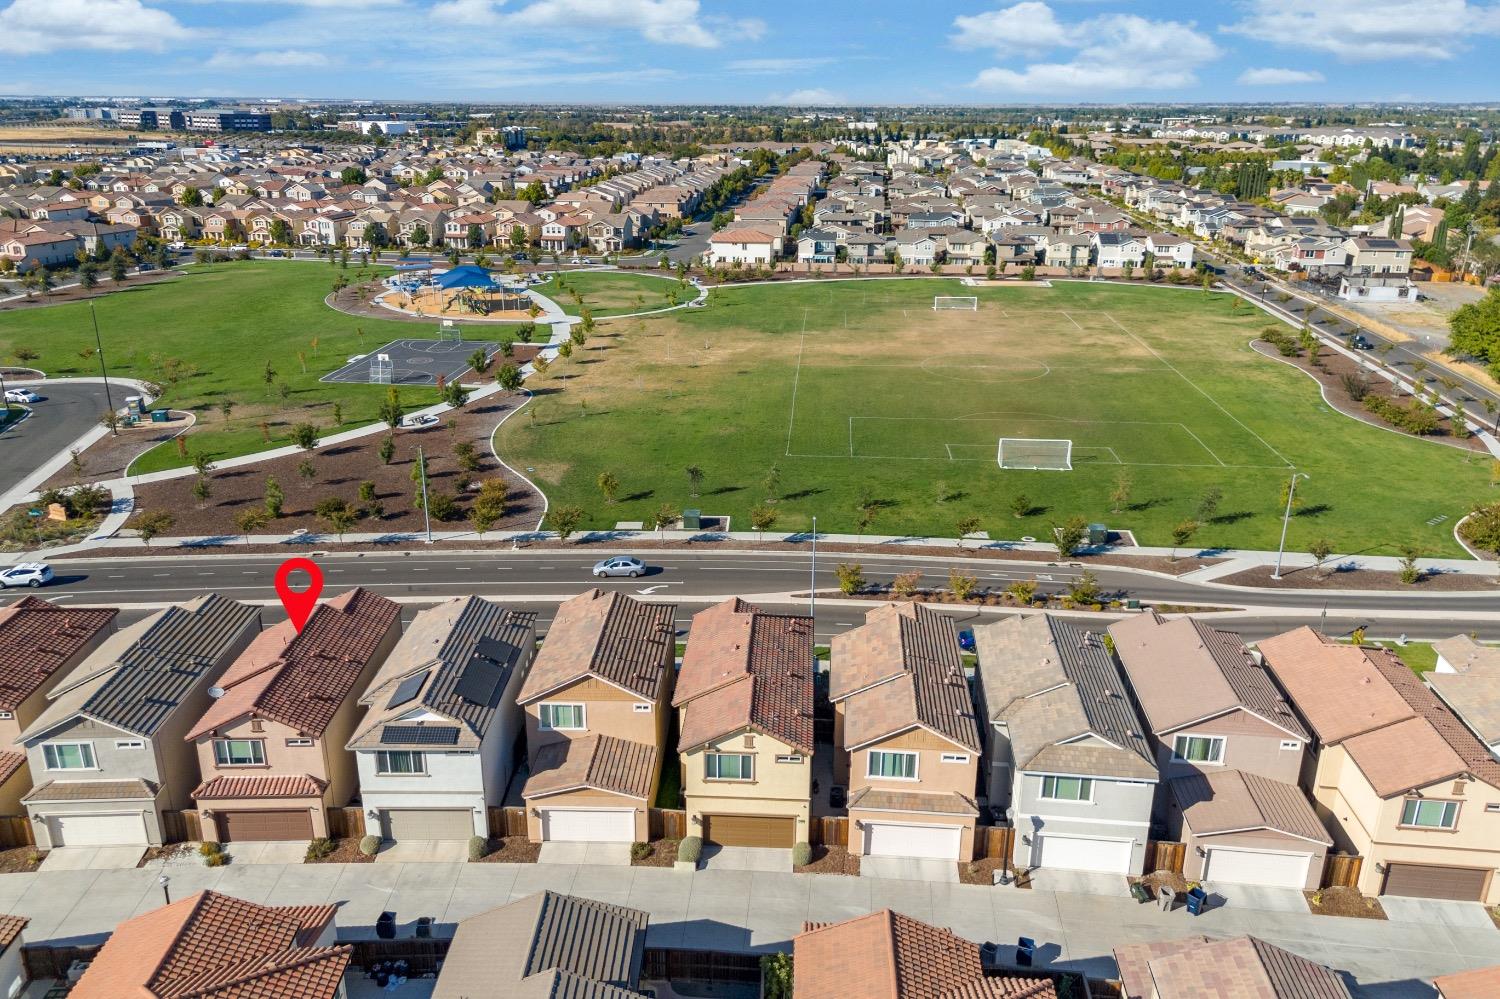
left=809, top=515, right=817, bottom=618
left=417, top=446, right=432, bottom=543
left=1271, top=472, right=1309, bottom=580
left=88, top=302, right=116, bottom=434
left=158, top=874, right=171, bottom=906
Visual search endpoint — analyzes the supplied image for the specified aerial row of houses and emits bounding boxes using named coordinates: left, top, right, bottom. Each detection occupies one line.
left=4, top=590, right=1500, bottom=907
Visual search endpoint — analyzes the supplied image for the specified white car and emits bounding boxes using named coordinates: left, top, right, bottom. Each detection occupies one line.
left=0, top=563, right=53, bottom=589
left=592, top=556, right=646, bottom=578
left=3, top=388, right=39, bottom=404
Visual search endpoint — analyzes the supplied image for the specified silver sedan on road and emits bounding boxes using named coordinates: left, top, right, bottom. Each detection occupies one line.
left=592, top=556, right=647, bottom=578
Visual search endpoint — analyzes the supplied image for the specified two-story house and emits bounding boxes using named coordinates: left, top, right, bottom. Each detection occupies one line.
left=674, top=599, right=814, bottom=850
left=0, top=598, right=118, bottom=813
left=519, top=590, right=676, bottom=844
left=974, top=614, right=1157, bottom=875
left=1260, top=627, right=1500, bottom=903
left=19, top=595, right=261, bottom=849
left=1144, top=232, right=1194, bottom=269
left=1427, top=635, right=1500, bottom=760
left=795, top=228, right=838, bottom=265
left=1110, top=613, right=1331, bottom=890
left=186, top=588, right=401, bottom=844
left=831, top=603, right=982, bottom=863
left=346, top=596, right=536, bottom=842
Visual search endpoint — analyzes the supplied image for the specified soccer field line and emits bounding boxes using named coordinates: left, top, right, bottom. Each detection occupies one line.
left=785, top=447, right=1287, bottom=469
left=782, top=307, right=810, bottom=456
left=1061, top=311, right=1085, bottom=331
left=1103, top=311, right=1295, bottom=469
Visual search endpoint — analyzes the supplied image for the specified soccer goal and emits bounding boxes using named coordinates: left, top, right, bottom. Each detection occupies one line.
left=933, top=295, right=979, bottom=311
left=370, top=353, right=394, bottom=384
left=998, top=438, right=1073, bottom=471
left=436, top=320, right=463, bottom=341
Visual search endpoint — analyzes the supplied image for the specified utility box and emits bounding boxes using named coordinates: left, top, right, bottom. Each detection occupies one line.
left=150, top=409, right=170, bottom=423
left=681, top=508, right=701, bottom=530
left=125, top=395, right=145, bottom=414
left=1088, top=523, right=1108, bottom=546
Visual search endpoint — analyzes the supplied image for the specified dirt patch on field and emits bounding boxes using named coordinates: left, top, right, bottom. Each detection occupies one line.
left=1217, top=564, right=1498, bottom=591
left=44, top=412, right=194, bottom=490
left=128, top=395, right=542, bottom=538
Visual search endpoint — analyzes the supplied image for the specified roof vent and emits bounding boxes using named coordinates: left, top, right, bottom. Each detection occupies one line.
left=208, top=686, right=226, bottom=699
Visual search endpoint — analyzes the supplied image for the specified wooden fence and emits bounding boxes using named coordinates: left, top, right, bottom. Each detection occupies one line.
left=23, top=943, right=104, bottom=981
left=810, top=816, right=848, bottom=848
left=1143, top=840, right=1186, bottom=875
left=160, top=809, right=202, bottom=844
left=326, top=806, right=367, bottom=840
left=650, top=808, right=687, bottom=841
left=348, top=938, right=449, bottom=978
left=642, top=948, right=763, bottom=984
left=1321, top=853, right=1363, bottom=890
left=972, top=824, right=1014, bottom=862
left=0, top=815, right=34, bottom=849
left=487, top=806, right=527, bottom=839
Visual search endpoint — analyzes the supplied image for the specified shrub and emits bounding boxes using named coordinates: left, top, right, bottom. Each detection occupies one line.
left=204, top=851, right=226, bottom=867
left=890, top=570, right=922, bottom=598
left=1339, top=372, right=1371, bottom=401
left=305, top=837, right=335, bottom=862
left=468, top=836, right=488, bottom=863
left=1460, top=502, right=1500, bottom=554
left=947, top=568, right=978, bottom=601
left=792, top=841, right=812, bottom=867
left=677, top=836, right=702, bottom=863
left=198, top=841, right=222, bottom=858
left=631, top=841, right=653, bottom=861
left=835, top=563, right=865, bottom=595
left=359, top=834, right=381, bottom=857
left=762, top=952, right=794, bottom=999
left=1007, top=579, right=1037, bottom=603
left=1363, top=394, right=1440, bottom=435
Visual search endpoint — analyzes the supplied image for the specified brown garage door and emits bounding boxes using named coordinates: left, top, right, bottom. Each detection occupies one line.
left=703, top=814, right=795, bottom=848
left=216, top=809, right=313, bottom=842
left=1382, top=862, right=1490, bottom=901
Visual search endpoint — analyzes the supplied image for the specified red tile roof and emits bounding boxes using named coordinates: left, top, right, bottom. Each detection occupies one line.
left=1433, top=963, right=1500, bottom=999
left=0, top=752, right=25, bottom=789
left=0, top=597, right=117, bottom=712
left=1114, top=935, right=1350, bottom=999
left=524, top=733, right=656, bottom=801
left=520, top=589, right=675, bottom=703
left=193, top=774, right=327, bottom=800
left=0, top=914, right=27, bottom=957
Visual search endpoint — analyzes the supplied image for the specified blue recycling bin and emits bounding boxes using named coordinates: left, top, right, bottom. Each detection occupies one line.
left=1185, top=887, right=1207, bottom=916
left=1015, top=936, right=1036, bottom=967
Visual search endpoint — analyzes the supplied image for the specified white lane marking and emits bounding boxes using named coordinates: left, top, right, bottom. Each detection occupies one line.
left=636, top=584, right=670, bottom=594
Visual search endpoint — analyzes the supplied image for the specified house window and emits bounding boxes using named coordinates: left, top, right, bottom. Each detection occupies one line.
left=1040, top=776, right=1094, bottom=802
left=213, top=739, right=266, bottom=767
left=775, top=754, right=804, bottom=765
left=633, top=703, right=652, bottom=713
left=1486, top=803, right=1500, bottom=814
left=705, top=753, right=753, bottom=781
left=1172, top=735, right=1225, bottom=764
left=867, top=751, right=918, bottom=780
left=539, top=703, right=586, bottom=731
left=1279, top=740, right=1302, bottom=751
left=941, top=753, right=971, bottom=764
left=286, top=738, right=313, bottom=747
left=1401, top=798, right=1459, bottom=829
left=42, top=742, right=95, bottom=770
left=114, top=740, right=144, bottom=751
left=375, top=750, right=425, bottom=775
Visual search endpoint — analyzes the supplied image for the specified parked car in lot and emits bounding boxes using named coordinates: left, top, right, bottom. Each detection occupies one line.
left=0, top=563, right=53, bottom=588
left=592, top=555, right=646, bottom=578
left=3, top=388, right=40, bottom=404
left=1348, top=334, right=1374, bottom=350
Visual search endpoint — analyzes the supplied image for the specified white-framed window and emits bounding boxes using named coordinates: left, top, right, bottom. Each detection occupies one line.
left=1401, top=798, right=1459, bottom=829
left=42, top=742, right=95, bottom=771
left=941, top=753, right=971, bottom=764
left=286, top=738, right=313, bottom=747
left=1486, top=803, right=1500, bottom=814
left=0, top=711, right=12, bottom=720
left=775, top=754, right=804, bottom=765
left=705, top=753, right=753, bottom=781
left=1040, top=775, right=1094, bottom=802
left=1279, top=740, right=1302, bottom=751
left=633, top=703, right=652, bottom=713
left=114, top=740, right=144, bottom=751
left=375, top=750, right=426, bottom=775
left=1172, top=735, right=1225, bottom=765
left=539, top=703, right=586, bottom=731
left=213, top=739, right=266, bottom=767
left=867, top=750, right=918, bottom=780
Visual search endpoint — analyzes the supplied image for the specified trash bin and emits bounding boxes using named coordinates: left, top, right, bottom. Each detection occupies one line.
left=415, top=916, right=432, bottom=939
left=150, top=409, right=170, bottom=423
left=1015, top=936, right=1036, bottom=968
left=1158, top=886, right=1176, bottom=912
left=375, top=911, right=396, bottom=940
left=1185, top=887, right=1207, bottom=916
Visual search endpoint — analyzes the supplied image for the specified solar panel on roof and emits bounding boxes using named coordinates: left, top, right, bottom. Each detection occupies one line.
left=454, top=637, right=517, bottom=705
left=386, top=671, right=426, bottom=710
left=382, top=725, right=459, bottom=745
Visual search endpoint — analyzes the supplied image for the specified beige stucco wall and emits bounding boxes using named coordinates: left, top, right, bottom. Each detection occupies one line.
left=681, top=731, right=811, bottom=843
left=523, top=787, right=650, bottom=842
left=848, top=727, right=978, bottom=800
left=1158, top=708, right=1305, bottom=785
left=1178, top=828, right=1328, bottom=891
left=524, top=676, right=663, bottom=760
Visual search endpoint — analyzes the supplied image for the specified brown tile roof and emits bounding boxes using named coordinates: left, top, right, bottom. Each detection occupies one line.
left=1343, top=715, right=1468, bottom=797
left=676, top=599, right=815, bottom=754
left=0, top=751, right=25, bottom=789
left=1427, top=638, right=1500, bottom=745
left=193, top=774, right=327, bottom=800
left=1258, top=627, right=1414, bottom=744
left=1114, top=935, right=1350, bottom=999
left=520, top=590, right=675, bottom=703
left=1370, top=645, right=1500, bottom=791
left=1170, top=770, right=1331, bottom=844
left=0, top=596, right=117, bottom=713
left=74, top=890, right=347, bottom=999
left=524, top=734, right=656, bottom=801
left=24, top=778, right=157, bottom=802
left=794, top=909, right=1054, bottom=999
left=846, top=786, right=979, bottom=817
left=187, top=588, right=399, bottom=740
left=836, top=604, right=980, bottom=752
left=0, top=914, right=27, bottom=956
left=1433, top=963, right=1500, bottom=999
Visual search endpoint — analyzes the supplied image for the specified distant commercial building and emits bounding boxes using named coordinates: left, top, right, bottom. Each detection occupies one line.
left=115, top=107, right=186, bottom=131
left=63, top=107, right=115, bottom=121
left=184, top=108, right=273, bottom=132
left=338, top=119, right=416, bottom=136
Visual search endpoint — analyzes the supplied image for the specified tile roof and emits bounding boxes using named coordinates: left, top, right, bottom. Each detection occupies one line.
left=73, top=890, right=347, bottom=999
left=0, top=597, right=117, bottom=713
left=186, top=588, right=399, bottom=741
left=0, top=751, right=25, bottom=788
left=676, top=599, right=815, bottom=753
left=193, top=774, right=327, bottom=800
left=1170, top=770, right=1331, bottom=844
left=1427, top=636, right=1500, bottom=745
left=835, top=603, right=981, bottom=752
left=23, top=594, right=260, bottom=741
left=24, top=778, right=158, bottom=802
left=434, top=891, right=649, bottom=999
left=1114, top=935, right=1350, bottom=999
left=1432, top=963, right=1500, bottom=999
left=524, top=733, right=657, bottom=801
left=846, top=786, right=979, bottom=817
left=794, top=909, right=1055, bottom=999
left=0, top=914, right=27, bottom=957
left=1109, top=612, right=1306, bottom=740
left=975, top=614, right=1155, bottom=780
left=520, top=590, right=675, bottom=703
left=1257, top=627, right=1414, bottom=744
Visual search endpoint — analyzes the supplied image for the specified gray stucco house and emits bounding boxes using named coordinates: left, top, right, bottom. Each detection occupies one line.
left=19, top=595, right=261, bottom=849
left=974, top=614, right=1157, bottom=876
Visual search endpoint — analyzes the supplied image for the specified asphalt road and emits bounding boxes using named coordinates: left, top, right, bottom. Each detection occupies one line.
left=0, top=382, right=116, bottom=497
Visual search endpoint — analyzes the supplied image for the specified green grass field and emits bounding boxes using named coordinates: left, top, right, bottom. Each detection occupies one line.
left=532, top=270, right=687, bottom=317
left=497, top=278, right=1494, bottom=555
left=0, top=262, right=445, bottom=473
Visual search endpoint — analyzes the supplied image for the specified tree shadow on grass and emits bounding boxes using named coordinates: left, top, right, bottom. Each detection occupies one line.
left=1208, top=511, right=1253, bottom=526
left=707, top=485, right=743, bottom=496
left=1296, top=503, right=1332, bottom=518
left=780, top=488, right=824, bottom=501
left=620, top=490, right=655, bottom=503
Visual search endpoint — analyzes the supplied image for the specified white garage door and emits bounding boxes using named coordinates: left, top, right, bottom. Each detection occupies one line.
left=1036, top=834, right=1133, bottom=873
left=1203, top=847, right=1311, bottom=889
left=540, top=808, right=635, bottom=843
left=863, top=822, right=962, bottom=860
left=383, top=808, right=473, bottom=841
left=47, top=812, right=148, bottom=847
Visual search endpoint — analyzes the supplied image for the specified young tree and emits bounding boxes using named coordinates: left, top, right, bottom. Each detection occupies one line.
left=443, top=380, right=470, bottom=408
left=763, top=464, right=781, bottom=502
left=956, top=515, right=981, bottom=548
left=377, top=434, right=397, bottom=466
left=264, top=476, right=284, bottom=517
left=549, top=504, right=585, bottom=541
left=1310, top=537, right=1334, bottom=575
left=1009, top=493, right=1031, bottom=519
left=1109, top=471, right=1132, bottom=514
left=191, top=475, right=212, bottom=507
left=297, top=458, right=318, bottom=487
left=79, top=261, right=99, bottom=291
left=1195, top=486, right=1224, bottom=523
left=597, top=470, right=620, bottom=505
left=835, top=563, right=865, bottom=595
left=316, top=497, right=359, bottom=540
left=469, top=349, right=489, bottom=375
left=133, top=510, right=174, bottom=546
left=1068, top=569, right=1102, bottom=605
left=1398, top=544, right=1422, bottom=585
left=685, top=464, right=704, bottom=497
left=890, top=570, right=922, bottom=598
left=235, top=507, right=268, bottom=542
left=496, top=363, right=524, bottom=391
left=947, top=568, right=978, bottom=601
left=1052, top=516, right=1088, bottom=558
left=378, top=386, right=403, bottom=428
left=749, top=504, right=779, bottom=540
left=1170, top=519, right=1199, bottom=561
left=289, top=422, right=320, bottom=451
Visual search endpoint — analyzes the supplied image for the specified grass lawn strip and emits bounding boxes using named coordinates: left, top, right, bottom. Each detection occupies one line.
left=532, top=270, right=689, bottom=317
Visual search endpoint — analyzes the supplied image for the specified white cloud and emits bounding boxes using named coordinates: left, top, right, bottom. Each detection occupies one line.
left=431, top=0, right=724, bottom=47
left=1225, top=0, right=1500, bottom=61
left=1237, top=67, right=1324, bottom=85
left=0, top=0, right=190, bottom=54
left=728, top=57, right=835, bottom=74
left=770, top=88, right=845, bottom=105
left=205, top=48, right=332, bottom=69
left=958, top=4, right=1220, bottom=95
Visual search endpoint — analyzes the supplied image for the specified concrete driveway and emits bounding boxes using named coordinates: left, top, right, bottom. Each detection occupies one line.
left=220, top=841, right=310, bottom=866
left=1380, top=896, right=1497, bottom=929
left=699, top=846, right=789, bottom=873
left=1027, top=869, right=1131, bottom=897
left=538, top=842, right=631, bottom=866
left=0, top=381, right=115, bottom=499
left=859, top=856, right=957, bottom=884
left=374, top=840, right=469, bottom=864
left=38, top=846, right=144, bottom=872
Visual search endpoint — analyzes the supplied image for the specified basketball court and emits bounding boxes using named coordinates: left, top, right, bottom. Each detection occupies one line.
left=320, top=331, right=502, bottom=386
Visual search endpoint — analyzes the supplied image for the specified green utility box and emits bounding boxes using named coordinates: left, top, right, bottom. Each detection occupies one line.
left=682, top=509, right=701, bottom=530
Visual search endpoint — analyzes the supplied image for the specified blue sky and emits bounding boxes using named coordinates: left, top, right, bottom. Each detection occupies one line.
left=2, top=0, right=1497, bottom=104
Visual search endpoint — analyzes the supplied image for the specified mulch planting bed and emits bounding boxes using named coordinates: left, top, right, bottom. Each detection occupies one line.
left=0, top=271, right=182, bottom=313
left=631, top=839, right=680, bottom=868
left=129, top=394, right=542, bottom=538
left=1217, top=564, right=1499, bottom=591
left=1305, top=886, right=1387, bottom=920
left=44, top=413, right=194, bottom=491
left=0, top=846, right=45, bottom=874
left=796, top=845, right=860, bottom=877
left=476, top=835, right=540, bottom=863
left=305, top=838, right=374, bottom=865
left=957, top=857, right=1007, bottom=886
left=1134, top=870, right=1191, bottom=896
left=137, top=843, right=191, bottom=867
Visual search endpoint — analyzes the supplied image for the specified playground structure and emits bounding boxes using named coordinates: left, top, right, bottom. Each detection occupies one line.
left=379, top=265, right=535, bottom=320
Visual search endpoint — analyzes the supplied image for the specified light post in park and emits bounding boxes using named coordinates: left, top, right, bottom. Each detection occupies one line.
left=1272, top=472, right=1309, bottom=580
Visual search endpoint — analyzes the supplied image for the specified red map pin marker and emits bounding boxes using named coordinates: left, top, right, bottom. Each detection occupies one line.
left=274, top=557, right=323, bottom=633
